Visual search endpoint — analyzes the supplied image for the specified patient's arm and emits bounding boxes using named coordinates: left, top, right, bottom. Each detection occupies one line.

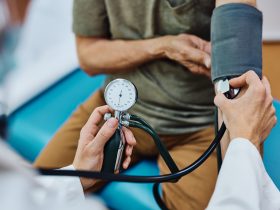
left=214, top=0, right=258, bottom=158
left=216, top=0, right=256, bottom=7
left=76, top=34, right=211, bottom=77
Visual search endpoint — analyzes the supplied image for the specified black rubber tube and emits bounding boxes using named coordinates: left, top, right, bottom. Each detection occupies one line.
left=153, top=183, right=168, bottom=210
left=129, top=121, right=179, bottom=175
left=215, top=107, right=223, bottom=172
left=38, top=123, right=226, bottom=183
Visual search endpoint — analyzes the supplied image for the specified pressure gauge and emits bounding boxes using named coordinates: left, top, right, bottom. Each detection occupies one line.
left=104, top=79, right=138, bottom=111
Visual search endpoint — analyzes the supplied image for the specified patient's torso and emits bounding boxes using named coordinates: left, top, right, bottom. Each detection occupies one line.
left=75, top=0, right=216, bottom=134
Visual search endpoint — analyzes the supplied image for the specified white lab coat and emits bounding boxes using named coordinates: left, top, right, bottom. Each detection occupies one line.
left=0, top=140, right=106, bottom=210
left=207, top=138, right=280, bottom=210
left=0, top=138, right=279, bottom=210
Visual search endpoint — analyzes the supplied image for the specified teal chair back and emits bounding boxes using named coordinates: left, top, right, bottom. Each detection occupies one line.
left=264, top=100, right=280, bottom=189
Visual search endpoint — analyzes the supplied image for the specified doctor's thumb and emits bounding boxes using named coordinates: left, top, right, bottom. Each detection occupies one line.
left=93, top=118, right=118, bottom=148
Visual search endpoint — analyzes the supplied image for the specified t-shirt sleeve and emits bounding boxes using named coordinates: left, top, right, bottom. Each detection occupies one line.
left=73, top=0, right=110, bottom=37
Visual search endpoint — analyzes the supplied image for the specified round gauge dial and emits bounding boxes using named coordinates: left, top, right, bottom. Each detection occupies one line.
left=104, top=79, right=138, bottom=111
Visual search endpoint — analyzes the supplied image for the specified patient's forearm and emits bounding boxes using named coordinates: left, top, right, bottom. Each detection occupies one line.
left=216, top=0, right=256, bottom=7
left=76, top=36, right=166, bottom=76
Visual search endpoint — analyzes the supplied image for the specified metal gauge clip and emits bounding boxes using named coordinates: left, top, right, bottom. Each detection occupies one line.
left=215, top=78, right=240, bottom=99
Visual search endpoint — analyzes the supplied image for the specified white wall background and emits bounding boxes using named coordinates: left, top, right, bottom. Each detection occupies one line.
left=258, top=0, right=280, bottom=41
left=5, top=0, right=78, bottom=114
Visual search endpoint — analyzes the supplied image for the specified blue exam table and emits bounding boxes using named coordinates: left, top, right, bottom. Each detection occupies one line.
left=8, top=69, right=280, bottom=210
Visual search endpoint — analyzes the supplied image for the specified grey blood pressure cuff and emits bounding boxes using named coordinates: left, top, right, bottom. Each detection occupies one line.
left=211, top=3, right=263, bottom=82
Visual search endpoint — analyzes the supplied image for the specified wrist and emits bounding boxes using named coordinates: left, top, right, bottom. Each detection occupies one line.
left=230, top=133, right=261, bottom=152
left=216, top=0, right=256, bottom=7
left=146, top=36, right=172, bottom=59
left=72, top=162, right=96, bottom=191
left=80, top=177, right=96, bottom=191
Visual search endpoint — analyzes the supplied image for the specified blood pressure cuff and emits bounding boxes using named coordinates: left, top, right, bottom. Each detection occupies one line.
left=211, top=3, right=263, bottom=82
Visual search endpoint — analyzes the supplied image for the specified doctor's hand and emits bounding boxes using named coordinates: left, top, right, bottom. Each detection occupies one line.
left=161, top=34, right=211, bottom=77
left=72, top=105, right=136, bottom=191
left=214, top=71, right=277, bottom=152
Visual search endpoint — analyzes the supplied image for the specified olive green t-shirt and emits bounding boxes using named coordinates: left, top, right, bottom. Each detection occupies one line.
left=73, top=0, right=215, bottom=135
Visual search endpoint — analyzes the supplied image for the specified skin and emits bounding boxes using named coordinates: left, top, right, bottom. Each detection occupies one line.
left=216, top=0, right=256, bottom=7
left=72, top=105, right=136, bottom=191
left=76, top=34, right=211, bottom=78
left=215, top=71, right=277, bottom=154
left=76, top=0, right=257, bottom=79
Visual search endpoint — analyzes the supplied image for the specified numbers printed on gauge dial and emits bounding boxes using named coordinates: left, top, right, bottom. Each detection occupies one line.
left=104, top=79, right=137, bottom=111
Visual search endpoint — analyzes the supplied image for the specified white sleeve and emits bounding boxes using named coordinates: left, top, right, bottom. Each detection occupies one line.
left=0, top=140, right=107, bottom=210
left=34, top=165, right=107, bottom=210
left=35, top=165, right=85, bottom=204
left=206, top=138, right=280, bottom=210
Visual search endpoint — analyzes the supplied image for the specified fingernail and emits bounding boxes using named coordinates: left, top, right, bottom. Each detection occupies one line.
left=107, top=118, right=118, bottom=128
left=205, top=57, right=211, bottom=68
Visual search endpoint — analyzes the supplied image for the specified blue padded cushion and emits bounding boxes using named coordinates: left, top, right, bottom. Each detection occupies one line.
left=7, top=69, right=280, bottom=209
left=98, top=160, right=160, bottom=210
left=264, top=100, right=280, bottom=189
left=8, top=69, right=105, bottom=161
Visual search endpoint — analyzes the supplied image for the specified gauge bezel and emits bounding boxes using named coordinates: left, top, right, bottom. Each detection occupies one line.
left=104, top=78, right=138, bottom=111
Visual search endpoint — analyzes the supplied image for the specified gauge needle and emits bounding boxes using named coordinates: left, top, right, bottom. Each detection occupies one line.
left=118, top=90, right=122, bottom=105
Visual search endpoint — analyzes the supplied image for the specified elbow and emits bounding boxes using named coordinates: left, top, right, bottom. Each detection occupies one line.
left=79, top=62, right=97, bottom=76
left=78, top=57, right=100, bottom=76
left=76, top=36, right=103, bottom=76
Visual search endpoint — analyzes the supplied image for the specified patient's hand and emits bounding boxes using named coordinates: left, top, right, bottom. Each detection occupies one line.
left=162, top=34, right=211, bottom=77
left=214, top=71, right=277, bottom=153
left=73, top=105, right=136, bottom=191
